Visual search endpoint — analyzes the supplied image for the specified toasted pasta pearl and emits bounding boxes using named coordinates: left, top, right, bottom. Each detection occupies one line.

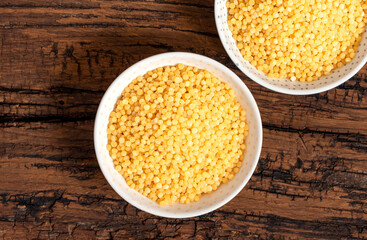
left=107, top=64, right=248, bottom=205
left=227, top=0, right=366, bottom=82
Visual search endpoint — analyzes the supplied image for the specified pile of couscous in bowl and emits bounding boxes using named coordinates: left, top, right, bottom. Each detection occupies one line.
left=226, top=0, right=366, bottom=82
left=107, top=63, right=248, bottom=206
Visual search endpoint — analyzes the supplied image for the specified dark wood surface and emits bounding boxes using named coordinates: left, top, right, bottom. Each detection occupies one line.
left=1, top=1, right=367, bottom=239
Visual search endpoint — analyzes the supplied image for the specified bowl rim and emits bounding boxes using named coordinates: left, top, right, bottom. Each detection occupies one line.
left=214, top=0, right=367, bottom=95
left=94, top=52, right=263, bottom=218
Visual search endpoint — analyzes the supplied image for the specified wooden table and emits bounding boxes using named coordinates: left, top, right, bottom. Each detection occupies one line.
left=1, top=1, right=366, bottom=239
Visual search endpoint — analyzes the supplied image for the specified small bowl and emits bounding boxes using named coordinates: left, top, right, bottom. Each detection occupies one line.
left=215, top=0, right=367, bottom=95
left=94, top=52, right=262, bottom=218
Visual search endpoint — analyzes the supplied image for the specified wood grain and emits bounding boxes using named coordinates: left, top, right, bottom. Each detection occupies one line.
left=0, top=0, right=366, bottom=239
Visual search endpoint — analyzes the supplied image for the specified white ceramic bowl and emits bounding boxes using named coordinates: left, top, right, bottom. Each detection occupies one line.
left=94, top=52, right=262, bottom=218
left=215, top=0, right=367, bottom=95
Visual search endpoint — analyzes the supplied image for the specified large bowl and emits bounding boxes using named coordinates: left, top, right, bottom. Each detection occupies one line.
left=215, top=0, right=367, bottom=95
left=94, top=52, right=262, bottom=218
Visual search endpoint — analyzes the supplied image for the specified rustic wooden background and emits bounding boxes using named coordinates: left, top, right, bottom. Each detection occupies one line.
left=0, top=0, right=366, bottom=239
